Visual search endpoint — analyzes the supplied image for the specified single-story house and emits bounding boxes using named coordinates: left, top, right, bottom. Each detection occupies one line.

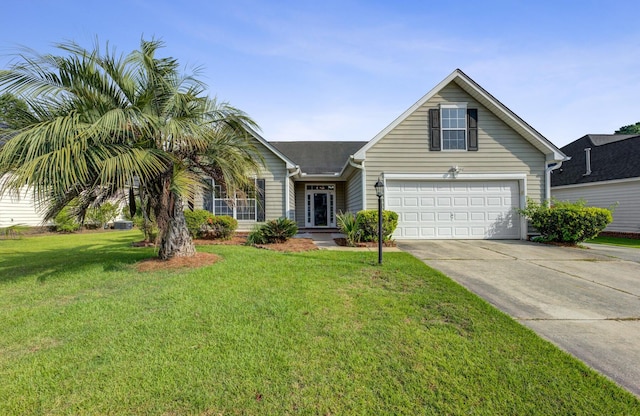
left=197, top=69, right=567, bottom=240
left=551, top=134, right=640, bottom=235
left=1, top=69, right=567, bottom=238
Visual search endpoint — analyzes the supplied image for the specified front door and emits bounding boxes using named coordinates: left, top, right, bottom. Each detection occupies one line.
left=305, top=184, right=335, bottom=227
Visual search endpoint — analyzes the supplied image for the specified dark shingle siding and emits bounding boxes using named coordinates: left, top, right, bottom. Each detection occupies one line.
left=551, top=134, right=640, bottom=187
left=271, top=141, right=366, bottom=174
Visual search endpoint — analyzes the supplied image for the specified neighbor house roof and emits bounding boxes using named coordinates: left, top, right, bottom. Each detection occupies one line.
left=271, top=141, right=366, bottom=175
left=551, top=134, right=640, bottom=187
left=353, top=68, right=566, bottom=162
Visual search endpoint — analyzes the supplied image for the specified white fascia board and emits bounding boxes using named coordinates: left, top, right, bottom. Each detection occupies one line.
left=354, top=69, right=566, bottom=162
left=246, top=127, right=297, bottom=169
left=552, top=176, right=640, bottom=190
left=353, top=71, right=459, bottom=160
left=383, top=172, right=527, bottom=181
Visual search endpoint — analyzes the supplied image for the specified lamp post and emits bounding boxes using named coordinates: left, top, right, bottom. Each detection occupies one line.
left=374, top=177, right=384, bottom=264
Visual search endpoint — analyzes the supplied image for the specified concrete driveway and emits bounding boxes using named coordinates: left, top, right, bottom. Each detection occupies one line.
left=397, top=239, right=640, bottom=397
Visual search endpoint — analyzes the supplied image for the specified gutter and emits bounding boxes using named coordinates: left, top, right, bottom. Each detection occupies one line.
left=349, top=156, right=366, bottom=211
left=285, top=166, right=300, bottom=220
left=545, top=157, right=571, bottom=206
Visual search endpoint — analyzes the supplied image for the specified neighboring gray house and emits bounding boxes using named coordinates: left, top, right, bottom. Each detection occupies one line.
left=551, top=134, right=640, bottom=235
left=2, top=69, right=568, bottom=239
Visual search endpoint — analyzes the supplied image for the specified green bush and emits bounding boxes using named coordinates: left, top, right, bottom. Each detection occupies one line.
left=53, top=206, right=81, bottom=233
left=247, top=218, right=298, bottom=244
left=356, top=210, right=399, bottom=242
left=336, top=211, right=362, bottom=246
left=205, top=215, right=238, bottom=240
left=246, top=225, right=268, bottom=245
left=184, top=209, right=214, bottom=238
left=519, top=199, right=613, bottom=244
left=262, top=217, right=298, bottom=243
left=86, top=202, right=120, bottom=229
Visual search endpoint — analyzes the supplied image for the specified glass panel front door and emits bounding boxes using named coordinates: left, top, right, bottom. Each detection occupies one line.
left=305, top=184, right=336, bottom=227
left=313, top=193, right=328, bottom=226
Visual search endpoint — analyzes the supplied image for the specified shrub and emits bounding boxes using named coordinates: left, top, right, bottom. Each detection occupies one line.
left=205, top=215, right=238, bottom=240
left=184, top=209, right=214, bottom=238
left=262, top=217, right=298, bottom=243
left=337, top=211, right=362, bottom=246
left=519, top=198, right=613, bottom=244
left=247, top=218, right=298, bottom=244
left=246, top=225, right=268, bottom=245
left=86, top=202, right=120, bottom=229
left=356, top=210, right=399, bottom=242
left=53, top=206, right=81, bottom=233
left=132, top=215, right=159, bottom=242
left=0, top=224, right=29, bottom=239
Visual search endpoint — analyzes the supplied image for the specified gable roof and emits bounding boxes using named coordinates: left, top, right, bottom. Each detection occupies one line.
left=551, top=134, right=640, bottom=187
left=271, top=141, right=366, bottom=175
left=354, top=69, right=565, bottom=161
left=245, top=127, right=297, bottom=170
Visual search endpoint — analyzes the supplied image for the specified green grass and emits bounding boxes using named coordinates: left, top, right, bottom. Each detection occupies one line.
left=1, top=231, right=638, bottom=414
left=588, top=235, right=640, bottom=248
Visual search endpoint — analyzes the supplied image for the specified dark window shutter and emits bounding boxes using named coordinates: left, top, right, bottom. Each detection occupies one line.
left=256, top=178, right=266, bottom=222
left=429, top=108, right=441, bottom=151
left=467, top=109, right=478, bottom=151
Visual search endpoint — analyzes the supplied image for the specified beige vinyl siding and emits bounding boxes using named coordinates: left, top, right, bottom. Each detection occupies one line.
left=192, top=139, right=288, bottom=231
left=288, top=177, right=296, bottom=220
left=294, top=181, right=346, bottom=228
left=345, top=169, right=363, bottom=213
left=257, top=141, right=288, bottom=221
left=552, top=179, right=640, bottom=233
left=0, top=179, right=45, bottom=227
left=364, top=82, right=545, bottom=209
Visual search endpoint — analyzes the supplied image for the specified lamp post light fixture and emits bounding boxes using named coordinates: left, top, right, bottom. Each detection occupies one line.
left=374, top=177, right=384, bottom=264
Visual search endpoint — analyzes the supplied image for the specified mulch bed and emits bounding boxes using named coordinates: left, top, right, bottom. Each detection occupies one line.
left=333, top=237, right=396, bottom=247
left=134, top=234, right=318, bottom=272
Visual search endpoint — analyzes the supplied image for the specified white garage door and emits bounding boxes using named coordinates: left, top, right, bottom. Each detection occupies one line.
left=386, top=180, right=521, bottom=239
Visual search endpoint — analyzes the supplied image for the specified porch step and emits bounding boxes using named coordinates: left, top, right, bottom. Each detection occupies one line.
left=298, top=228, right=340, bottom=233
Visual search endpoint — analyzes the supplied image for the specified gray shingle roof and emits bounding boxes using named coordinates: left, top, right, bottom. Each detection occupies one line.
left=270, top=141, right=366, bottom=175
left=551, top=134, right=640, bottom=186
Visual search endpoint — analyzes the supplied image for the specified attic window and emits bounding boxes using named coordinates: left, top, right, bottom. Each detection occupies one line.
left=441, top=104, right=467, bottom=150
left=428, top=105, right=478, bottom=152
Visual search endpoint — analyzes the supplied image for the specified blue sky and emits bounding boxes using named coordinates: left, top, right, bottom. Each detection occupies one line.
left=1, top=0, right=639, bottom=147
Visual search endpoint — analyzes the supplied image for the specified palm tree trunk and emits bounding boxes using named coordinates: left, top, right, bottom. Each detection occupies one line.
left=156, top=173, right=196, bottom=260
left=158, top=195, right=196, bottom=259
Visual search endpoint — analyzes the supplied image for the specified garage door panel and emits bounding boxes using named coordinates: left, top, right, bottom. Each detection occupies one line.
left=420, top=197, right=435, bottom=207
left=403, top=212, right=419, bottom=222
left=421, top=212, right=435, bottom=221
left=388, top=179, right=520, bottom=240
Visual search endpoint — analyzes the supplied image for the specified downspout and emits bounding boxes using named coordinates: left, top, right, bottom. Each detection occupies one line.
left=285, top=166, right=300, bottom=220
left=545, top=158, right=570, bottom=206
left=349, top=156, right=365, bottom=211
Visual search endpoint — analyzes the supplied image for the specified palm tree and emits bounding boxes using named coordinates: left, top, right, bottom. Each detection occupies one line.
left=0, top=39, right=262, bottom=259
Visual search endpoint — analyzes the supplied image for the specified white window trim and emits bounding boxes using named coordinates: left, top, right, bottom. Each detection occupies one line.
left=304, top=183, right=336, bottom=228
left=441, top=103, right=467, bottom=151
left=207, top=178, right=259, bottom=222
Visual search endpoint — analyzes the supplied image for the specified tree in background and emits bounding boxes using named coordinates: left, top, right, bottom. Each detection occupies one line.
left=0, top=39, right=262, bottom=259
left=0, top=92, right=33, bottom=130
left=614, top=122, right=640, bottom=135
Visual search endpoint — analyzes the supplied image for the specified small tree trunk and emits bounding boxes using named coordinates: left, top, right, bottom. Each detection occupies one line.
left=158, top=195, right=196, bottom=260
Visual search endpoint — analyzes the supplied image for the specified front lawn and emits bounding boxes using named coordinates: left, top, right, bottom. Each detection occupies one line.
left=1, top=231, right=638, bottom=414
left=587, top=235, right=640, bottom=248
